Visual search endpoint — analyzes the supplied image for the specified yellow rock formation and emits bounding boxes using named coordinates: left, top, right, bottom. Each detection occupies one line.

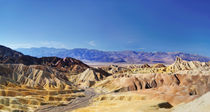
left=0, top=64, right=85, bottom=112
left=0, top=85, right=85, bottom=112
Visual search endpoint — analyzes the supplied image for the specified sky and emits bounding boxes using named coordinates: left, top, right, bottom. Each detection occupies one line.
left=0, top=0, right=210, bottom=56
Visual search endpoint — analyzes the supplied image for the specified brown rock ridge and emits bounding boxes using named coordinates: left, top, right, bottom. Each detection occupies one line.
left=140, top=64, right=151, bottom=68
left=0, top=45, right=89, bottom=74
left=152, top=63, right=166, bottom=68
left=3, top=56, right=89, bottom=74
left=0, top=45, right=23, bottom=61
left=41, top=57, right=89, bottom=73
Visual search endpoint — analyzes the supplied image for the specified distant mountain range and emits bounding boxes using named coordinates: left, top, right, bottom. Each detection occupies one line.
left=0, top=45, right=89, bottom=73
left=16, top=47, right=210, bottom=64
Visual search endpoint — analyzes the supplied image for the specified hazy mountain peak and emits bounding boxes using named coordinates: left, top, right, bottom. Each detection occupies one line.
left=16, top=47, right=210, bottom=64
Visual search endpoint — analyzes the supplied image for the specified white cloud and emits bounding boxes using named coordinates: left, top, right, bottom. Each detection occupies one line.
left=5, top=41, right=68, bottom=49
left=88, top=40, right=96, bottom=46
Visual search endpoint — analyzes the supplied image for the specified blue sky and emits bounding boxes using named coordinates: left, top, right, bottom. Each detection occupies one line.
left=0, top=0, right=210, bottom=56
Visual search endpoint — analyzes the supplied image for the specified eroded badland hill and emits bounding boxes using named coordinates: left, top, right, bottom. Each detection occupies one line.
left=0, top=45, right=210, bottom=112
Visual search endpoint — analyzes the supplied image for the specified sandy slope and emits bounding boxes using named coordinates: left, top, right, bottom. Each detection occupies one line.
left=173, top=92, right=210, bottom=112
left=71, top=92, right=172, bottom=112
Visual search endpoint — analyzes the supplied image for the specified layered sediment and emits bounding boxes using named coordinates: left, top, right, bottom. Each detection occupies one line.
left=0, top=64, right=85, bottom=112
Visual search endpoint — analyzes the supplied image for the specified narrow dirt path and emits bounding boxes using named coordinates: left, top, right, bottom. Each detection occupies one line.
left=35, top=88, right=97, bottom=112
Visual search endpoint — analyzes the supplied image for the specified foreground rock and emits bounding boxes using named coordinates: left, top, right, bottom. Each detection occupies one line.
left=0, top=64, right=85, bottom=112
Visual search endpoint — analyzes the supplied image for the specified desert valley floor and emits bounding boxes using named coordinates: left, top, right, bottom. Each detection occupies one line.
left=0, top=45, right=210, bottom=112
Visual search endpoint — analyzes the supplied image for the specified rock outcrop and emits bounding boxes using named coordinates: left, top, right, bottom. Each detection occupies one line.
left=167, top=57, right=210, bottom=73
left=101, top=65, right=129, bottom=74
left=140, top=64, right=151, bottom=68
left=152, top=63, right=166, bottom=68
left=68, top=68, right=111, bottom=88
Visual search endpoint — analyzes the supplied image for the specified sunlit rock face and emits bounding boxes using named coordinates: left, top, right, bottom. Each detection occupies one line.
left=0, top=64, right=72, bottom=89
left=68, top=68, right=111, bottom=88
left=166, top=57, right=210, bottom=73
left=0, top=64, right=85, bottom=112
